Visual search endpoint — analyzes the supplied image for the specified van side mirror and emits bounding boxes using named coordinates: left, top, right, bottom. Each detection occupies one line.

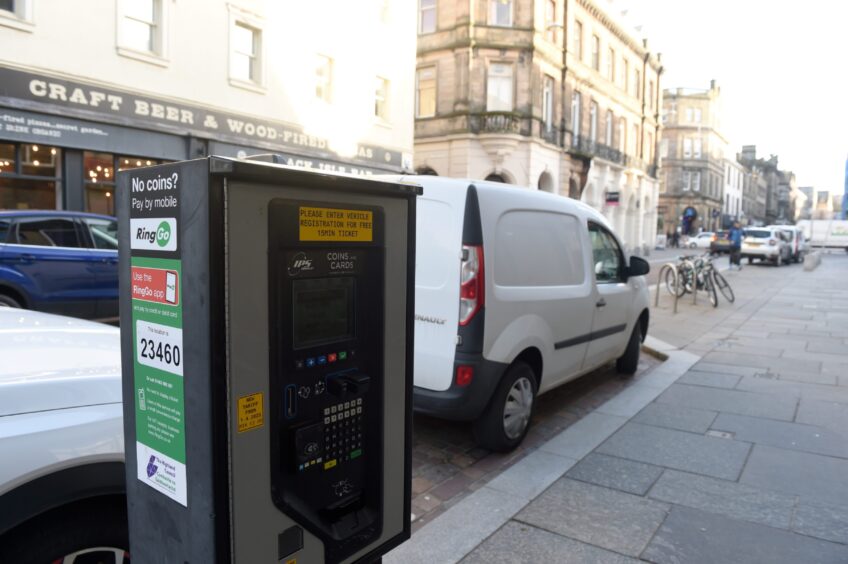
left=626, top=256, right=650, bottom=279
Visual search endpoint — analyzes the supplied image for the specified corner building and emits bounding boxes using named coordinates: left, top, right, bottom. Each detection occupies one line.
left=414, top=0, right=662, bottom=253
left=0, top=1, right=415, bottom=214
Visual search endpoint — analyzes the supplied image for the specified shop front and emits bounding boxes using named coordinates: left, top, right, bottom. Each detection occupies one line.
left=0, top=65, right=409, bottom=214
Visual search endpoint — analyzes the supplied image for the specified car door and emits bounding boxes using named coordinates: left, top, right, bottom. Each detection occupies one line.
left=583, top=222, right=632, bottom=370
left=81, top=217, right=119, bottom=319
left=6, top=216, right=98, bottom=318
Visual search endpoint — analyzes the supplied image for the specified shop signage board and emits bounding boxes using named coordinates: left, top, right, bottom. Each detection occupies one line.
left=0, top=65, right=406, bottom=172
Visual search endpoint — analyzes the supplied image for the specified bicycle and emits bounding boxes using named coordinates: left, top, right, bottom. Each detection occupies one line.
left=665, top=253, right=735, bottom=307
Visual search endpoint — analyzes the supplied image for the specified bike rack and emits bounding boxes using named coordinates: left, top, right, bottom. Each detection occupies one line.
left=655, top=260, right=698, bottom=313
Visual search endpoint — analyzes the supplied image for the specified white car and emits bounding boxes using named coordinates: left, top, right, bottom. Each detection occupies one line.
left=395, top=176, right=651, bottom=452
left=688, top=232, right=715, bottom=249
left=741, top=227, right=793, bottom=266
left=0, top=308, right=126, bottom=564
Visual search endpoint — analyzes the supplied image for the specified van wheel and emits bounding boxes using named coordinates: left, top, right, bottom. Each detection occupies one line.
left=616, top=324, right=642, bottom=376
left=747, top=257, right=753, bottom=265
left=473, top=362, right=536, bottom=452
left=0, top=294, right=22, bottom=308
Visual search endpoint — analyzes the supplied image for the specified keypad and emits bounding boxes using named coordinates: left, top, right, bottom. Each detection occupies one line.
left=323, top=398, right=364, bottom=466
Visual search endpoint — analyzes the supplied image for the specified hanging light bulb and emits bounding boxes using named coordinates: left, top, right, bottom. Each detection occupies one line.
left=32, top=145, right=39, bottom=152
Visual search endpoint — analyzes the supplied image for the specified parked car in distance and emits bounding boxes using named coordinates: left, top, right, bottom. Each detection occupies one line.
left=0, top=210, right=118, bottom=320
left=768, top=225, right=808, bottom=263
left=710, top=230, right=733, bottom=255
left=688, top=231, right=714, bottom=249
left=741, top=227, right=792, bottom=266
left=400, top=176, right=651, bottom=452
left=0, top=308, right=126, bottom=564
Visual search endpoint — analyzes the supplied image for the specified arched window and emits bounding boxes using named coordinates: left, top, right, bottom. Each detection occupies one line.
left=485, top=173, right=507, bottom=183
left=538, top=171, right=554, bottom=192
left=416, top=166, right=438, bottom=176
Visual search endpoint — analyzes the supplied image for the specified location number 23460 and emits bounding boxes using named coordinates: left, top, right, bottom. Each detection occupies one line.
left=136, top=320, right=184, bottom=377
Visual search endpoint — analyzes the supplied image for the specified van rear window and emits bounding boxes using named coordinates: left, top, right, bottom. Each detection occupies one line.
left=495, top=211, right=585, bottom=287
left=745, top=229, right=771, bottom=238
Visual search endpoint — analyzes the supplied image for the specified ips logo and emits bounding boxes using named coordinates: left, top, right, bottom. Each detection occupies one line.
left=130, top=218, right=177, bottom=252
left=288, top=252, right=315, bottom=276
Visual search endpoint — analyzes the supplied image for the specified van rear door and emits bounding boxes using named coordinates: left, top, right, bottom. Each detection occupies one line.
left=413, top=181, right=467, bottom=392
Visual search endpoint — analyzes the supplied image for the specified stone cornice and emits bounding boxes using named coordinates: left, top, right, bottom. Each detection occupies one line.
left=576, top=0, right=661, bottom=70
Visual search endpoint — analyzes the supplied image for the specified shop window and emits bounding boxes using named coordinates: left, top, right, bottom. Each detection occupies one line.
left=83, top=152, right=163, bottom=216
left=0, top=178, right=59, bottom=210
left=0, top=143, right=15, bottom=174
left=0, top=143, right=61, bottom=210
left=21, top=144, right=58, bottom=177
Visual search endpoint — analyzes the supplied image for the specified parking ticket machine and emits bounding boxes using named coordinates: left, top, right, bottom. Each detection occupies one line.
left=119, top=157, right=418, bottom=563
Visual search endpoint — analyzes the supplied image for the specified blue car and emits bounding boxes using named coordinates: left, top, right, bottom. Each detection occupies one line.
left=0, top=210, right=118, bottom=319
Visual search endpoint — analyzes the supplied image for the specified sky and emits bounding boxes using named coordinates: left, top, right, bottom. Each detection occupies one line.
left=617, top=0, right=848, bottom=195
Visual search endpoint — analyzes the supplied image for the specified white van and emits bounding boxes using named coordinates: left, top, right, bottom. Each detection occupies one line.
left=395, top=176, right=651, bottom=451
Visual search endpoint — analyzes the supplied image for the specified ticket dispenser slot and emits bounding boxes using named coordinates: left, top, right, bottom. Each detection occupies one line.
left=268, top=200, right=385, bottom=563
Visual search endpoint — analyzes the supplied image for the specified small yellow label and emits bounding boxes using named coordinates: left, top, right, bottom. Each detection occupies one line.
left=299, top=207, right=373, bottom=242
left=285, top=559, right=297, bottom=564
left=324, top=459, right=337, bottom=470
left=237, top=393, right=264, bottom=433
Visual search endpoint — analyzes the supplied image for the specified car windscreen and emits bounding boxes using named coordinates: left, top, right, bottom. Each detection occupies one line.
left=745, top=229, right=771, bottom=238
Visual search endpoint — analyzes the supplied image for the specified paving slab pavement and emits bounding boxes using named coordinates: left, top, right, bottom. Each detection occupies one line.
left=387, top=253, right=848, bottom=563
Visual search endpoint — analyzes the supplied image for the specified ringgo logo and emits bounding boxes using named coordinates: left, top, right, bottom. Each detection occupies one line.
left=131, top=218, right=177, bottom=252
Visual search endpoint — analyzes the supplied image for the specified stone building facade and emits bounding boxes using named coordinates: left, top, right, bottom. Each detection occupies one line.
left=414, top=0, right=662, bottom=253
left=0, top=0, right=415, bottom=213
left=658, top=81, right=727, bottom=234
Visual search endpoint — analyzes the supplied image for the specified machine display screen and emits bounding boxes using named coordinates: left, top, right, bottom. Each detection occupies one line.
left=292, top=277, right=355, bottom=349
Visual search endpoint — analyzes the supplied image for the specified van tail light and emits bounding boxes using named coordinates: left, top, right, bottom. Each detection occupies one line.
left=711, top=234, right=717, bottom=241
left=768, top=239, right=776, bottom=245
left=456, top=365, right=474, bottom=387
left=459, top=244, right=484, bottom=326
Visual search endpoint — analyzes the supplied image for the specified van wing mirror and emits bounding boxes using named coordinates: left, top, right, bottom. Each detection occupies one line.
left=626, top=256, right=650, bottom=278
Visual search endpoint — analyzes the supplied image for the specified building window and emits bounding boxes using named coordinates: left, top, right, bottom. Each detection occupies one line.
left=607, top=47, right=615, bottom=81
left=660, top=139, right=668, bottom=158
left=634, top=69, right=641, bottom=99
left=570, top=91, right=581, bottom=145
left=542, top=75, right=555, bottom=132
left=314, top=55, right=333, bottom=102
left=1, top=0, right=33, bottom=30
left=693, top=138, right=702, bottom=158
left=693, top=170, right=701, bottom=191
left=646, top=131, right=654, bottom=162
left=683, top=170, right=691, bottom=191
left=648, top=79, right=655, bottom=110
left=632, top=123, right=639, bottom=156
left=683, top=138, right=692, bottom=158
left=119, top=0, right=163, bottom=56
left=416, top=67, right=436, bottom=117
left=605, top=110, right=613, bottom=145
left=230, top=22, right=262, bottom=85
left=589, top=101, right=598, bottom=143
left=573, top=20, right=583, bottom=60
left=545, top=0, right=556, bottom=41
left=375, top=77, right=390, bottom=121
left=622, top=59, right=629, bottom=92
left=591, top=35, right=600, bottom=70
left=486, top=63, right=513, bottom=111
left=490, top=0, right=512, bottom=27
left=618, top=118, right=626, bottom=152
left=419, top=0, right=436, bottom=34
left=694, top=108, right=702, bottom=122
left=0, top=143, right=61, bottom=210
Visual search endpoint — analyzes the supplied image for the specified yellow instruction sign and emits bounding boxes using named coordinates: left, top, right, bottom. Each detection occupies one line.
left=299, top=207, right=373, bottom=242
left=237, top=393, right=264, bottom=433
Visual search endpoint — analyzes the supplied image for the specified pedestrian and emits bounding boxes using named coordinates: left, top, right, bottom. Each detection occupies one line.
left=729, top=221, right=743, bottom=270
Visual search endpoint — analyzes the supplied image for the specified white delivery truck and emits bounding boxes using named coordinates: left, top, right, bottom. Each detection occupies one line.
left=796, top=219, right=848, bottom=252
left=387, top=176, right=652, bottom=451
